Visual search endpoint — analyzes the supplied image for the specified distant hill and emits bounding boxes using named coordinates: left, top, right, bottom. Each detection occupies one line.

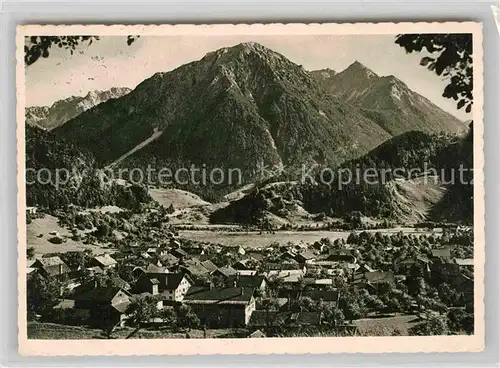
left=54, top=42, right=392, bottom=177
left=312, top=61, right=468, bottom=136
left=26, top=87, right=131, bottom=130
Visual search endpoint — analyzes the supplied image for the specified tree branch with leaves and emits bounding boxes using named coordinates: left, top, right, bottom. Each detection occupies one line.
left=25, top=35, right=140, bottom=66
left=395, top=33, right=473, bottom=113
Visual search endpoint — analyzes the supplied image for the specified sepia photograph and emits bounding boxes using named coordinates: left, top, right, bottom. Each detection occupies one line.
left=17, top=23, right=484, bottom=355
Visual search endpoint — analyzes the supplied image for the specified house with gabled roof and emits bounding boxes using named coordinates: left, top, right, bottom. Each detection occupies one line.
left=227, top=274, right=267, bottom=294
left=178, top=258, right=212, bottom=279
left=90, top=254, right=117, bottom=270
left=200, top=259, right=218, bottom=274
left=183, top=286, right=256, bottom=327
left=160, top=253, right=179, bottom=267
left=132, top=272, right=192, bottom=302
left=171, top=247, right=189, bottom=259
left=212, top=266, right=238, bottom=279
left=295, top=250, right=316, bottom=264
left=232, top=257, right=259, bottom=271
left=327, top=249, right=358, bottom=263
left=72, top=287, right=131, bottom=327
left=31, top=256, right=71, bottom=279
left=393, top=254, right=430, bottom=276
left=144, top=263, right=169, bottom=274
left=265, top=269, right=305, bottom=284
left=354, top=271, right=395, bottom=292
left=109, top=276, right=131, bottom=290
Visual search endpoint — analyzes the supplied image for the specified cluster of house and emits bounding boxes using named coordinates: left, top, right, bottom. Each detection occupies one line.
left=27, top=237, right=474, bottom=333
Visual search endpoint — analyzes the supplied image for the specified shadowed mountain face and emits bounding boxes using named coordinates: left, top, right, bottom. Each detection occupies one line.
left=312, top=61, right=467, bottom=136
left=54, top=42, right=392, bottom=177
left=25, top=87, right=131, bottom=130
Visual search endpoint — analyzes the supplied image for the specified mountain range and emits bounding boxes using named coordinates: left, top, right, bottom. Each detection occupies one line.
left=53, top=42, right=397, bottom=175
left=25, top=87, right=131, bottom=130
left=24, top=42, right=472, bottom=223
left=312, top=61, right=467, bottom=135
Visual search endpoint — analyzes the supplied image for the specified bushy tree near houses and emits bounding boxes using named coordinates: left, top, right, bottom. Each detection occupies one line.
left=125, top=296, right=159, bottom=339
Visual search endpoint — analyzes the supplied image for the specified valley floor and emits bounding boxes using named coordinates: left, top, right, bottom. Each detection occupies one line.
left=179, top=227, right=442, bottom=249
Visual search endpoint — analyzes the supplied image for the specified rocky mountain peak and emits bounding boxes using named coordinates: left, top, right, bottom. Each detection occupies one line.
left=342, top=60, right=378, bottom=78
left=310, top=68, right=337, bottom=81
left=26, top=87, right=132, bottom=130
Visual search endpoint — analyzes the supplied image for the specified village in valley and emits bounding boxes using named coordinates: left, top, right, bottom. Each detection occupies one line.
left=26, top=199, right=474, bottom=339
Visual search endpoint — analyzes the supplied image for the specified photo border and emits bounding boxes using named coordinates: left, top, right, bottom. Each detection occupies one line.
left=16, top=21, right=484, bottom=356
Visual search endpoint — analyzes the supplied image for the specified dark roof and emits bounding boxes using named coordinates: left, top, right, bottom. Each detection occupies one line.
left=215, top=266, right=238, bottom=278
left=232, top=259, right=253, bottom=270
left=145, top=272, right=187, bottom=290
left=180, top=259, right=211, bottom=276
left=164, top=273, right=186, bottom=290
left=266, top=262, right=301, bottom=270
left=161, top=253, right=179, bottom=265
left=34, top=256, right=65, bottom=267
left=32, top=257, right=70, bottom=276
left=73, top=287, right=129, bottom=303
left=184, top=286, right=254, bottom=305
left=145, top=263, right=168, bottom=273
left=229, top=275, right=266, bottom=288
left=396, top=254, right=430, bottom=265
left=171, top=248, right=189, bottom=258
left=182, top=246, right=204, bottom=255
left=110, top=277, right=130, bottom=289
left=296, top=251, right=315, bottom=261
left=303, top=289, right=340, bottom=302
left=200, top=260, right=218, bottom=273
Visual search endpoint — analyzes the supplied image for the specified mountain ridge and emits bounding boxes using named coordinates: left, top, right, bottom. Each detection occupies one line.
left=312, top=60, right=467, bottom=135
left=26, top=87, right=131, bottom=130
left=54, top=43, right=392, bottom=177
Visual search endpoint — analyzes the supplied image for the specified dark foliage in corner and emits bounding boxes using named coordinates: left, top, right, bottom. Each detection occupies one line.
left=25, top=35, right=140, bottom=66
left=395, top=34, right=473, bottom=113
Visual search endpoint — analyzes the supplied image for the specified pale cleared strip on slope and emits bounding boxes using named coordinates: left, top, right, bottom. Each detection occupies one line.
left=107, top=127, right=163, bottom=168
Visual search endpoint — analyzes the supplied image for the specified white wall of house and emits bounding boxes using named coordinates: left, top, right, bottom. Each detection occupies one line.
left=244, top=297, right=256, bottom=325
left=164, top=277, right=191, bottom=301
left=174, top=277, right=191, bottom=301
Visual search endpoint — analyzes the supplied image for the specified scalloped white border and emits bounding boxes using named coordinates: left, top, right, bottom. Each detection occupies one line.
left=16, top=22, right=484, bottom=356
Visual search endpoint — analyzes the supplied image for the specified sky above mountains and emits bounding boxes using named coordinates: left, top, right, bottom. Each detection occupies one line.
left=25, top=35, right=470, bottom=120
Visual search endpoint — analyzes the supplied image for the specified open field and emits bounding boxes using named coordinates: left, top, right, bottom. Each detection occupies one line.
left=149, top=188, right=210, bottom=210
left=27, top=215, right=113, bottom=256
left=353, top=314, right=421, bottom=336
left=179, top=227, right=441, bottom=248
left=28, top=322, right=248, bottom=339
